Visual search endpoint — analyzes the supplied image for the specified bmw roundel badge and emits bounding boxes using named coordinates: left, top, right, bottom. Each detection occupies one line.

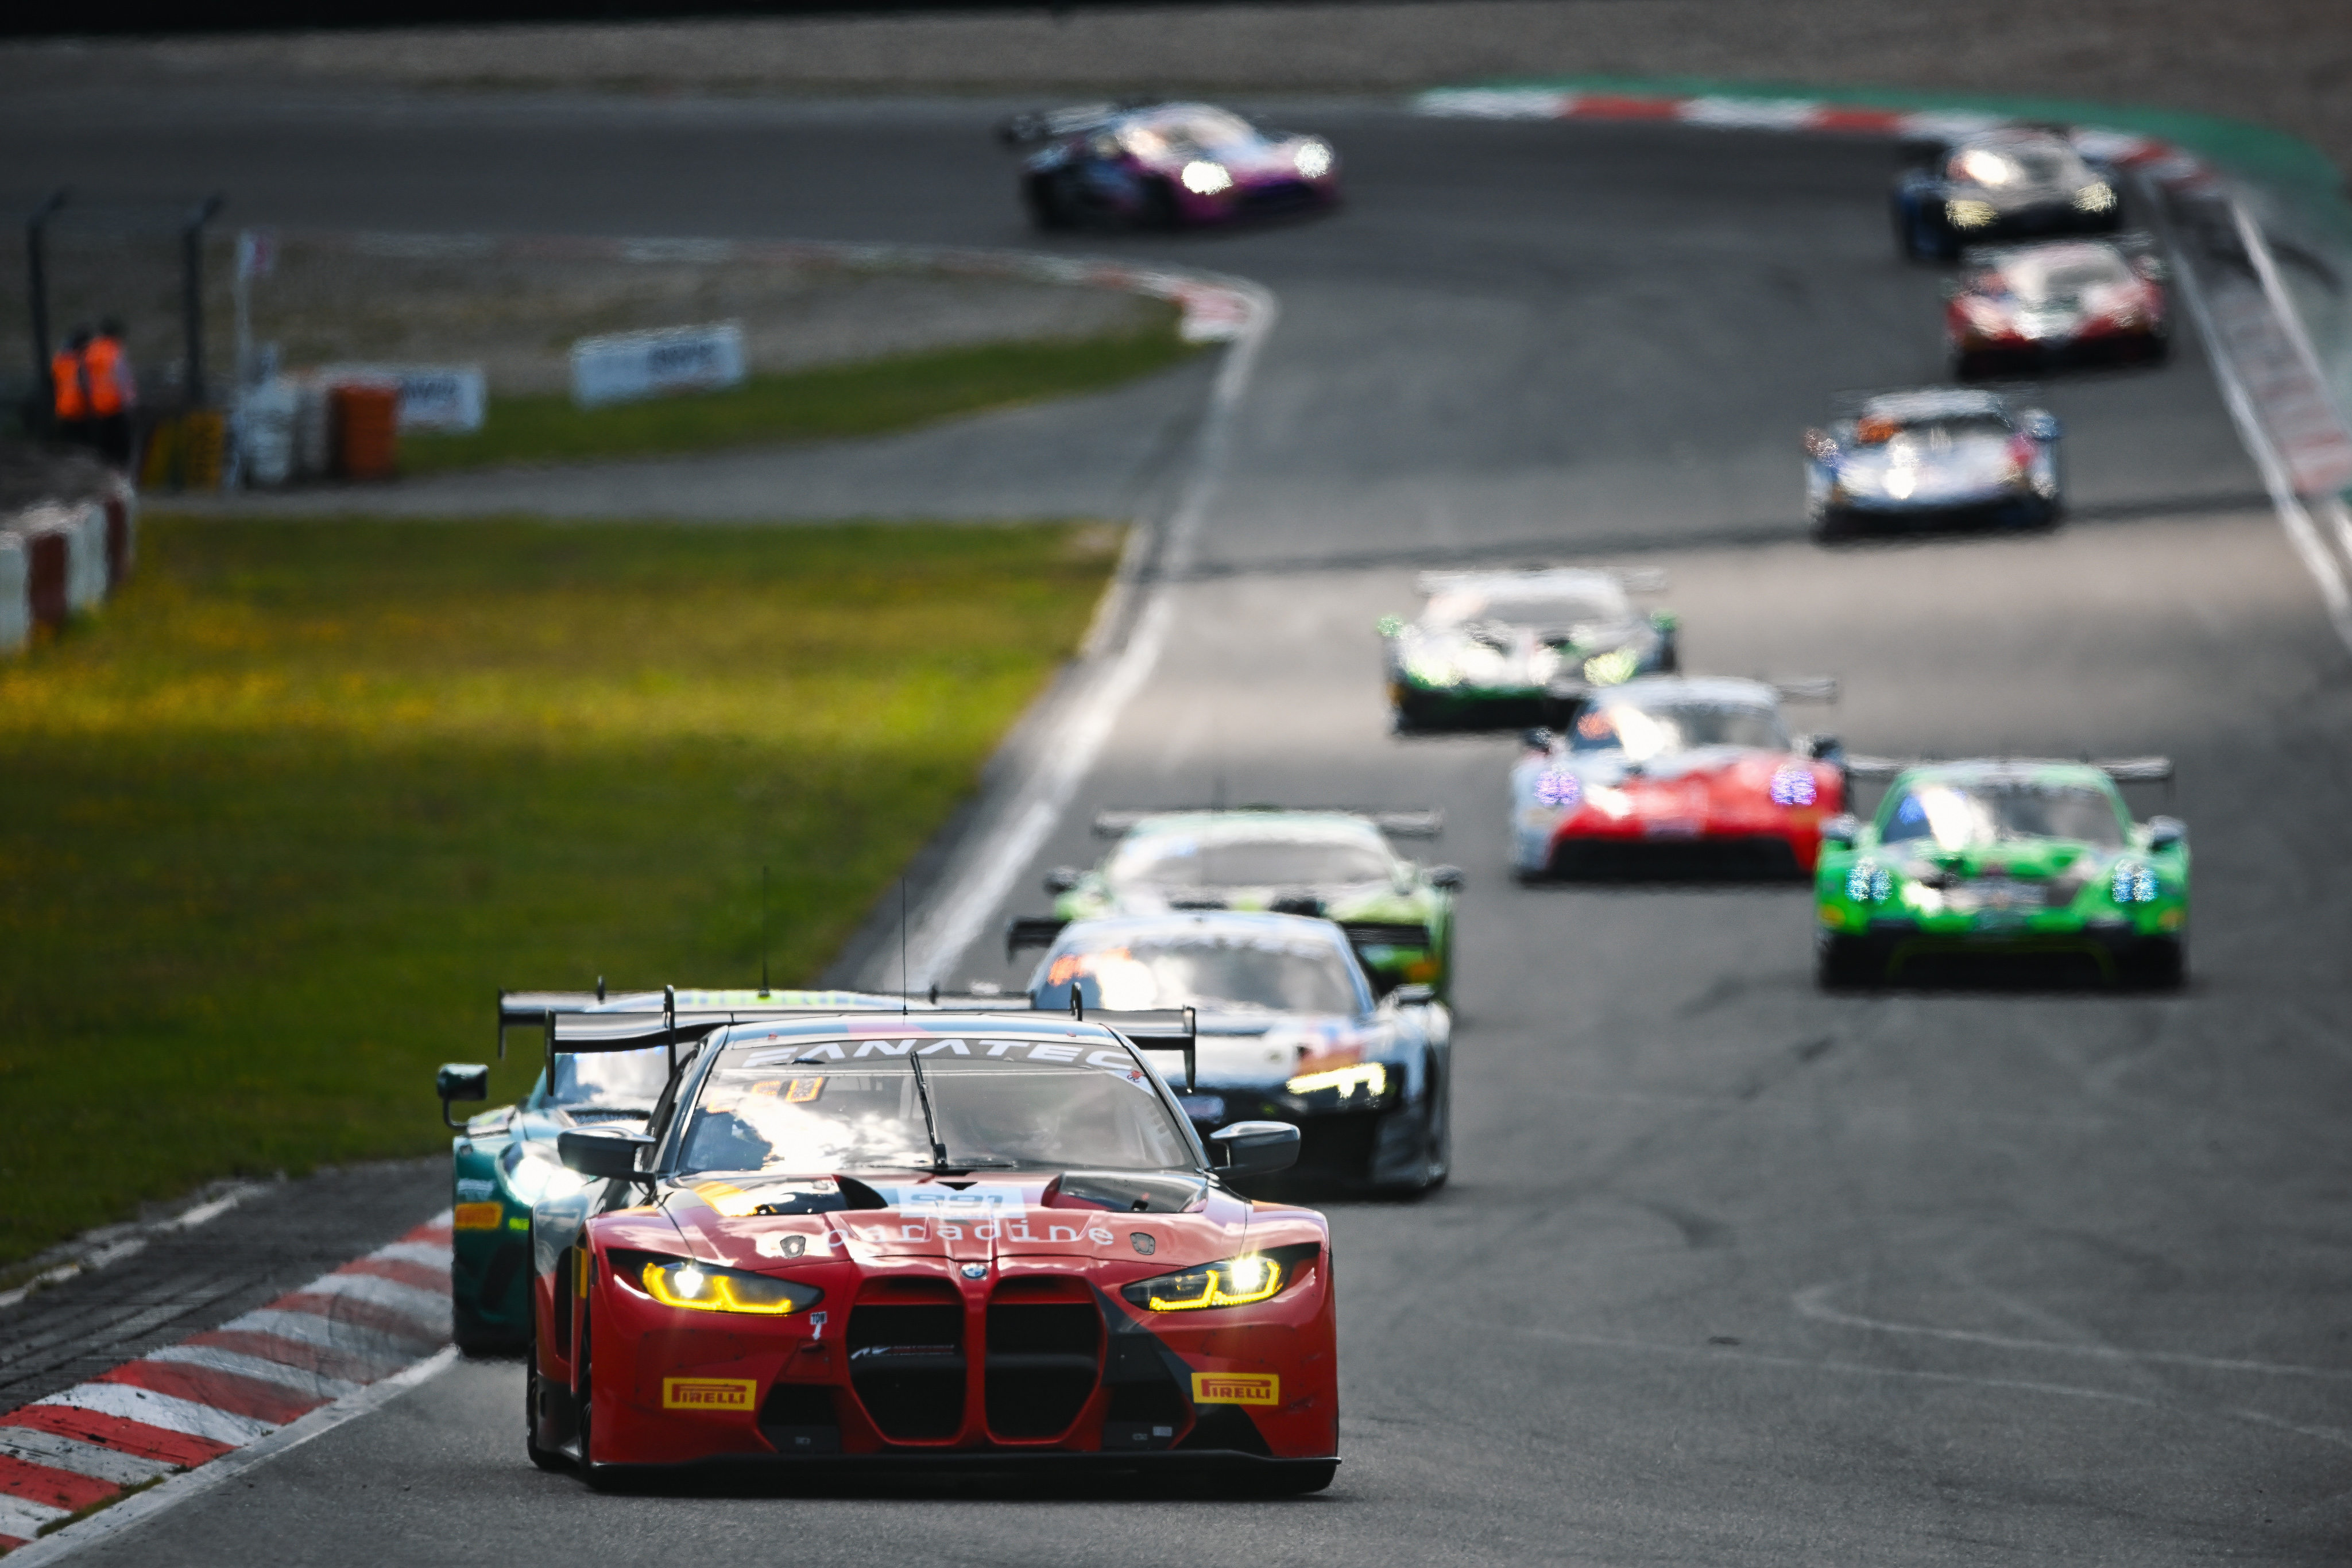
left=960, top=1262, right=988, bottom=1279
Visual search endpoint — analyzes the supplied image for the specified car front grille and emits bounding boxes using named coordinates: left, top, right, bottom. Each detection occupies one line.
left=985, top=1287, right=1104, bottom=1439
left=844, top=1279, right=1108, bottom=1445
left=847, top=1287, right=966, bottom=1441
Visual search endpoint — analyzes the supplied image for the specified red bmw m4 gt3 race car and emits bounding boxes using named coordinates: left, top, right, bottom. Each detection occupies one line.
left=1509, top=676, right=1847, bottom=879
left=516, top=1000, right=1336, bottom=1493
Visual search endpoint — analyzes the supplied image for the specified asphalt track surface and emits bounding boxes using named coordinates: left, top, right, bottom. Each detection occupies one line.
left=7, top=88, right=2351, bottom=1565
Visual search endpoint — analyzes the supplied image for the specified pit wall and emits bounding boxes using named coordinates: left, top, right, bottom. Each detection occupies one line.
left=1419, top=77, right=2352, bottom=498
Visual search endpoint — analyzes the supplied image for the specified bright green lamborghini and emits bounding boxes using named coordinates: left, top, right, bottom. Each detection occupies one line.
left=1814, top=758, right=2187, bottom=989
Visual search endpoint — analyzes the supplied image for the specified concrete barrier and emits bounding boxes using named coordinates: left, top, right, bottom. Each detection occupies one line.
left=0, top=477, right=138, bottom=655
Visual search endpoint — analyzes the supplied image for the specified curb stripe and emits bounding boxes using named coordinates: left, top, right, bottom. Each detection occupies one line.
left=0, top=1408, right=234, bottom=1469
left=0, top=1214, right=453, bottom=1559
left=0, top=1457, right=114, bottom=1515
left=92, top=1364, right=324, bottom=1429
left=0, top=1434, right=171, bottom=1490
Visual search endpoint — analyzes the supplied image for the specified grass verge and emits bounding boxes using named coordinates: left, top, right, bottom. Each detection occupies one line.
left=400, top=311, right=1197, bottom=475
left=0, top=514, right=1118, bottom=1268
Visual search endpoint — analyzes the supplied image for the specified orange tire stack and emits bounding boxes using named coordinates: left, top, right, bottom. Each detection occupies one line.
left=332, top=383, right=400, bottom=480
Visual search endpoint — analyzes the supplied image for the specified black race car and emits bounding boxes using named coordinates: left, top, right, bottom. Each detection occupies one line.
left=1892, top=127, right=2121, bottom=262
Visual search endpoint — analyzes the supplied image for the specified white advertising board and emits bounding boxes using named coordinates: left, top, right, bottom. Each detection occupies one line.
left=570, top=322, right=746, bottom=408
left=314, top=364, right=488, bottom=433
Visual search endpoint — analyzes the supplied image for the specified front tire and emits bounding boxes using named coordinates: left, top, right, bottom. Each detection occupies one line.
left=2125, top=936, right=2185, bottom=990
left=1231, top=1460, right=1339, bottom=1497
left=524, top=1348, right=566, bottom=1473
left=1816, top=934, right=1882, bottom=990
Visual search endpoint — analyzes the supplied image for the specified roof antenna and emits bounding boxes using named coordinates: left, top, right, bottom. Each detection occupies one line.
left=900, top=877, right=910, bottom=1016
left=1070, top=985, right=1084, bottom=1021
left=759, top=865, right=772, bottom=998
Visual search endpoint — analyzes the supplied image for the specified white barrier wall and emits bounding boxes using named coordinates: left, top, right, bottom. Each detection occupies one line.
left=571, top=322, right=747, bottom=407
left=0, top=536, right=26, bottom=655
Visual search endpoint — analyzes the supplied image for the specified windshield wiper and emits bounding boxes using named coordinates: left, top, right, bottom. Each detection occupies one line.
left=904, top=1052, right=952, bottom=1171
left=558, top=1104, right=652, bottom=1118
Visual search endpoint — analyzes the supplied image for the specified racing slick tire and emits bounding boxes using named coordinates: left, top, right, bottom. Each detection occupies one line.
left=1654, top=629, right=1681, bottom=674
left=1815, top=934, right=1884, bottom=990
left=2123, top=936, right=2185, bottom=990
left=573, top=1306, right=622, bottom=1492
left=1227, top=1459, right=1340, bottom=1497
left=1140, top=177, right=1181, bottom=231
left=1024, top=171, right=1077, bottom=231
left=524, top=1348, right=567, bottom=1474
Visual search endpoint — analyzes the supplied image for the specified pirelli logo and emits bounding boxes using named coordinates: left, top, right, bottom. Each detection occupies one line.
left=452, top=1202, right=503, bottom=1232
left=1191, top=1372, right=1279, bottom=1407
left=663, top=1377, right=758, bottom=1412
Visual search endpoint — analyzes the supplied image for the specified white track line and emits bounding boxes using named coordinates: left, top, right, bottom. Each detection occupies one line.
left=898, top=280, right=1279, bottom=989
left=0, top=1349, right=458, bottom=1567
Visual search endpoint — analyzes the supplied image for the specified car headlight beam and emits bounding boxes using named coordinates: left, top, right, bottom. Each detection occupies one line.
left=630, top=1253, right=823, bottom=1316
left=1285, top=1062, right=1388, bottom=1102
left=1122, top=1242, right=1320, bottom=1313
left=1181, top=160, right=1233, bottom=195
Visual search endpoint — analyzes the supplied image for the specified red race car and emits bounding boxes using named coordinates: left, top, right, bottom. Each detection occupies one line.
left=517, top=1000, right=1337, bottom=1493
left=1509, top=676, right=1847, bottom=879
left=1946, top=237, right=2169, bottom=378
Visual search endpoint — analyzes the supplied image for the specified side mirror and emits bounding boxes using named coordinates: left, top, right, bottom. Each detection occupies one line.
left=2147, top=815, right=2187, bottom=851
left=2021, top=409, right=2062, bottom=442
left=1207, top=1121, right=1300, bottom=1180
left=1388, top=983, right=1436, bottom=1007
left=1042, top=866, right=1081, bottom=895
left=437, top=1063, right=489, bottom=1130
left=558, top=1128, right=653, bottom=1181
left=1806, top=733, right=1844, bottom=760
left=1428, top=865, right=1464, bottom=891
left=1819, top=814, right=1861, bottom=849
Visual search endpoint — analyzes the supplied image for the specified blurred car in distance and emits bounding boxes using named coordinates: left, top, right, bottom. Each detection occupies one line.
left=1892, top=126, right=2121, bottom=261
left=1805, top=389, right=2061, bottom=540
left=1001, top=101, right=1338, bottom=230
left=1947, top=237, right=2169, bottom=378
left=1509, top=676, right=1846, bottom=880
left=1380, top=569, right=1678, bottom=731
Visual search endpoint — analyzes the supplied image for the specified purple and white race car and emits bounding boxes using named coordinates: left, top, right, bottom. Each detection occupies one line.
left=1001, top=101, right=1339, bottom=230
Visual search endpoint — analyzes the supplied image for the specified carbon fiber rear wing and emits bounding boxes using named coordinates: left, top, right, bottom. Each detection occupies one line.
left=1842, top=755, right=2172, bottom=782
left=1090, top=806, right=1442, bottom=838
left=1066, top=1004, right=1196, bottom=1091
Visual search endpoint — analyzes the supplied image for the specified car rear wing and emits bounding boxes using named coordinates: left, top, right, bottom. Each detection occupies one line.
left=1056, top=1001, right=1196, bottom=1091
left=1338, top=920, right=1432, bottom=954
left=1842, top=754, right=2173, bottom=782
left=1958, top=231, right=2164, bottom=273
left=996, top=100, right=1152, bottom=146
left=1007, top=915, right=1069, bottom=959
left=1090, top=806, right=1442, bottom=838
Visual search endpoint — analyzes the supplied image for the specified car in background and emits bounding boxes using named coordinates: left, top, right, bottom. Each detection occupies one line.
left=1380, top=568, right=1678, bottom=730
left=1813, top=758, right=2187, bottom=988
left=1011, top=807, right=1461, bottom=1000
left=1804, top=389, right=2061, bottom=540
left=1030, top=912, right=1450, bottom=1195
left=1947, top=237, right=2169, bottom=378
left=523, top=1004, right=1337, bottom=1490
left=434, top=987, right=904, bottom=1350
left=1001, top=101, right=1339, bottom=230
left=1509, top=676, right=1846, bottom=880
left=1892, top=126, right=2121, bottom=261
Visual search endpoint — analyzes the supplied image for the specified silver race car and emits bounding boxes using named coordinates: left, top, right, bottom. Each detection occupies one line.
left=1804, top=389, right=2061, bottom=540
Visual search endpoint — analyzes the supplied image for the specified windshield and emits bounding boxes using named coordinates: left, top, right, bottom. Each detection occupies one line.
left=678, top=1036, right=1193, bottom=1175
left=1570, top=700, right=1789, bottom=759
left=1040, top=932, right=1360, bottom=1015
left=2001, top=250, right=2133, bottom=304
left=1856, top=411, right=2011, bottom=445
left=544, top=1044, right=670, bottom=1112
left=1879, top=781, right=2127, bottom=849
left=1430, top=587, right=1629, bottom=628
left=1111, top=832, right=1394, bottom=888
left=1951, top=143, right=2072, bottom=188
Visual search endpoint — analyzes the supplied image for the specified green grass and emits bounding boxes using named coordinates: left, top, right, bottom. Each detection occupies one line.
left=401, top=314, right=1198, bottom=475
left=0, top=515, right=1119, bottom=1269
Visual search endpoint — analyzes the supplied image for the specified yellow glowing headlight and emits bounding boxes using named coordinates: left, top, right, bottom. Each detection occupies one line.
left=1285, top=1062, right=1388, bottom=1102
left=1583, top=648, right=1640, bottom=685
left=637, top=1255, right=821, bottom=1317
left=1946, top=198, right=1996, bottom=229
left=1127, top=1255, right=1286, bottom=1312
left=2073, top=181, right=2115, bottom=213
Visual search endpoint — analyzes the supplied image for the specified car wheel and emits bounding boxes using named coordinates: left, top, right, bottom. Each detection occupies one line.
left=1654, top=630, right=1680, bottom=674
left=1230, top=1460, right=1339, bottom=1498
left=2125, top=936, right=2185, bottom=990
left=1024, top=171, right=1076, bottom=231
left=524, top=1346, right=567, bottom=1473
left=1816, top=935, right=1882, bottom=990
left=1421, top=1062, right=1451, bottom=1191
left=1140, top=178, right=1181, bottom=231
left=573, top=1305, right=620, bottom=1490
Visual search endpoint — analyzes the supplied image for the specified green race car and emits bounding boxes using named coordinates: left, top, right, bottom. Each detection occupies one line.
left=1379, top=568, right=1678, bottom=730
left=432, top=986, right=903, bottom=1350
left=1813, top=758, right=2187, bottom=989
left=1010, top=807, right=1462, bottom=998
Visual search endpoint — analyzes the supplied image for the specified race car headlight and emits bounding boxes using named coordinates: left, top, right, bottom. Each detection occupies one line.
left=501, top=1140, right=590, bottom=1206
left=1946, top=198, right=1997, bottom=229
left=1535, top=768, right=1582, bottom=808
left=2110, top=862, right=2160, bottom=903
left=630, top=1253, right=822, bottom=1316
left=1583, top=648, right=1639, bottom=685
left=2073, top=181, right=2116, bottom=213
left=1406, top=655, right=1460, bottom=687
left=1293, top=140, right=1333, bottom=179
left=1285, top=1062, right=1389, bottom=1104
left=1846, top=859, right=1894, bottom=903
left=1122, top=1242, right=1320, bottom=1313
left=1181, top=160, right=1233, bottom=195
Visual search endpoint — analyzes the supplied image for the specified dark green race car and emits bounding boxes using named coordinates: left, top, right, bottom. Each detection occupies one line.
left=1011, top=807, right=1461, bottom=999
left=1813, top=758, right=2187, bottom=989
left=433, top=986, right=902, bottom=1350
left=1379, top=569, right=1678, bottom=730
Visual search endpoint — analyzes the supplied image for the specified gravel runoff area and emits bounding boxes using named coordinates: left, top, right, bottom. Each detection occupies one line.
left=5, top=1, right=2347, bottom=176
